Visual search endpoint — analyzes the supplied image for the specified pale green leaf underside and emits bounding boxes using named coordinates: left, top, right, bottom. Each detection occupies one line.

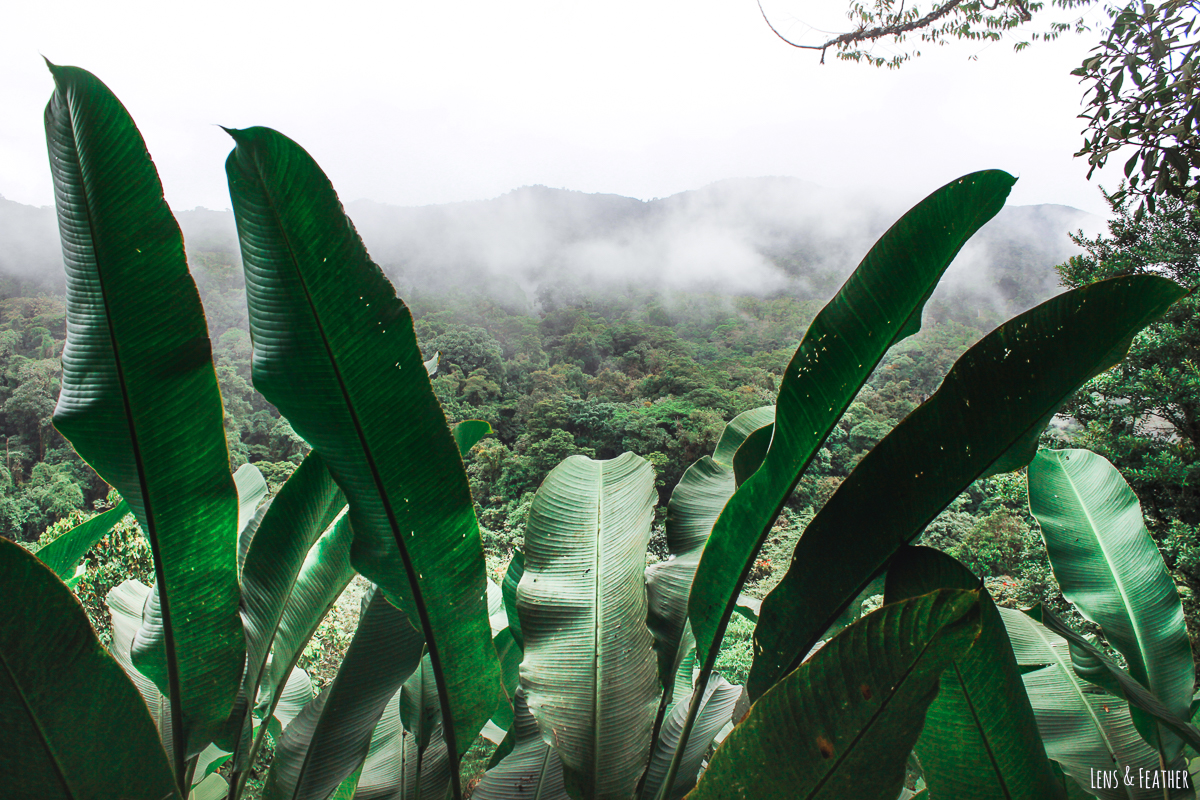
left=518, top=452, right=660, bottom=800
left=1029, top=448, right=1194, bottom=758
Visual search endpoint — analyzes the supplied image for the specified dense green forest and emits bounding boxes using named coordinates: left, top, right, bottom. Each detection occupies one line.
left=0, top=243, right=1036, bottom=573
left=6, top=160, right=1199, bottom=798
left=6, top=188, right=1195, bottom=692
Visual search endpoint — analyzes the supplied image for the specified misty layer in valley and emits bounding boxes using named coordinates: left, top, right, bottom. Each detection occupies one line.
left=1, top=176, right=1099, bottom=326
left=0, top=178, right=1097, bottom=617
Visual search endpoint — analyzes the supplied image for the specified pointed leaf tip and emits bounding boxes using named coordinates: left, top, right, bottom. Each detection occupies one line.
left=222, top=126, right=251, bottom=144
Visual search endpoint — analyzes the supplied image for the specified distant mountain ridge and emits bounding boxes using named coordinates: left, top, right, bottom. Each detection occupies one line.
left=0, top=177, right=1102, bottom=322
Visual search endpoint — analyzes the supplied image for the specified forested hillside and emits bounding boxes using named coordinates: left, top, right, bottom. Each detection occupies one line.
left=0, top=182, right=1101, bottom=630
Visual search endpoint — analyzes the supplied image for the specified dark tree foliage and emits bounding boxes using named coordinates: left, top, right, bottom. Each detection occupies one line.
left=761, top=0, right=1094, bottom=67
left=1074, top=1, right=1200, bottom=216
left=1057, top=192, right=1200, bottom=531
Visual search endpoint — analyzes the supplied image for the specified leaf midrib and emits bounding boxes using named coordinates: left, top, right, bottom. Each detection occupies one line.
left=1055, top=454, right=1154, bottom=685
left=243, top=149, right=462, bottom=766
left=0, top=637, right=74, bottom=796
left=803, top=605, right=972, bottom=800
left=55, top=90, right=187, bottom=777
left=950, top=660, right=1013, bottom=800
left=1019, top=614, right=1135, bottom=800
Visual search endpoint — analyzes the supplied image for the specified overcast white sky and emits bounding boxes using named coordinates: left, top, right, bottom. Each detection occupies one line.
left=2, top=1, right=1123, bottom=216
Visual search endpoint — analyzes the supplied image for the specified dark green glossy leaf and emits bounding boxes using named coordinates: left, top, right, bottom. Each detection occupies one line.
left=690, top=589, right=982, bottom=800
left=264, top=587, right=425, bottom=800
left=710, top=406, right=776, bottom=470
left=0, top=539, right=181, bottom=800
left=35, top=500, right=129, bottom=580
left=689, top=171, right=1015, bottom=668
left=749, top=275, right=1185, bottom=698
left=260, top=513, right=357, bottom=716
left=472, top=689, right=568, bottom=800
left=641, top=675, right=740, bottom=800
left=241, top=451, right=345, bottom=719
left=226, top=126, right=501, bottom=768
left=502, top=551, right=524, bottom=649
left=1050, top=761, right=1096, bottom=800
left=453, top=420, right=492, bottom=457
left=731, top=424, right=772, bottom=488
left=45, top=63, right=243, bottom=765
left=885, top=546, right=1064, bottom=800
left=647, top=407, right=773, bottom=693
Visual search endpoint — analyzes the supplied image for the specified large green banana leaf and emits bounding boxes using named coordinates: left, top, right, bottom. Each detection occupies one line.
left=349, top=655, right=454, bottom=799
left=34, top=499, right=129, bottom=581
left=241, top=452, right=346, bottom=718
left=502, top=552, right=524, bottom=648
left=688, top=171, right=1014, bottom=668
left=709, top=406, right=777, bottom=473
left=265, top=587, right=425, bottom=800
left=395, top=655, right=455, bottom=799
left=229, top=509, right=356, bottom=798
left=107, top=579, right=172, bottom=740
left=641, top=674, right=740, bottom=800
left=354, top=683, right=450, bottom=800
left=225, top=126, right=501, bottom=770
left=274, top=667, right=317, bottom=736
left=999, top=606, right=1184, bottom=800
left=490, top=627, right=522, bottom=731
left=689, top=588, right=983, bottom=800
left=472, top=688, right=568, bottom=800
left=260, top=513, right=357, bottom=718
left=145, top=462, right=268, bottom=762
left=748, top=275, right=1185, bottom=699
left=517, top=452, right=661, bottom=800
left=190, top=774, right=229, bottom=800
left=110, top=579, right=265, bottom=792
left=1035, top=606, right=1200, bottom=752
left=111, top=578, right=255, bottom=790
left=885, top=546, right=1064, bottom=800
left=44, top=63, right=243, bottom=768
left=235, top=463, right=270, bottom=535
left=646, top=407, right=773, bottom=694
left=0, top=539, right=181, bottom=800
left=1029, top=448, right=1194, bottom=759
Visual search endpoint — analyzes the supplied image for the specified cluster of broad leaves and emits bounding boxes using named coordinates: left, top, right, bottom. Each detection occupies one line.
left=1, top=61, right=1196, bottom=800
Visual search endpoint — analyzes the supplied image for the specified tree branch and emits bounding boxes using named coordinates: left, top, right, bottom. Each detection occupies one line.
left=758, top=0, right=970, bottom=62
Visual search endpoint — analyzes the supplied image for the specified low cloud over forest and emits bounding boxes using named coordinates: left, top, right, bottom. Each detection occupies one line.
left=0, top=176, right=1101, bottom=325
